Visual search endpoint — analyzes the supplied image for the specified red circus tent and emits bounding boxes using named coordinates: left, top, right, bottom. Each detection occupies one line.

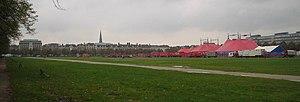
left=178, top=47, right=197, bottom=57
left=186, top=47, right=197, bottom=53
left=191, top=43, right=221, bottom=52
left=178, top=48, right=189, bottom=53
left=216, top=39, right=258, bottom=52
left=178, top=47, right=189, bottom=57
left=190, top=43, right=221, bottom=57
left=216, top=39, right=258, bottom=57
left=178, top=47, right=197, bottom=53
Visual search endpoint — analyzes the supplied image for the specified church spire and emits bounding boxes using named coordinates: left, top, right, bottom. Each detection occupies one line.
left=227, top=33, right=230, bottom=40
left=99, top=30, right=103, bottom=43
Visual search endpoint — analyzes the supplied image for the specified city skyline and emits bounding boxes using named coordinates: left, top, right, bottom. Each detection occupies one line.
left=17, top=0, right=300, bottom=46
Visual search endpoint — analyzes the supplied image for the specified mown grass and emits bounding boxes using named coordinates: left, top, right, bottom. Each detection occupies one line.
left=6, top=58, right=300, bottom=101
left=56, top=57, right=300, bottom=76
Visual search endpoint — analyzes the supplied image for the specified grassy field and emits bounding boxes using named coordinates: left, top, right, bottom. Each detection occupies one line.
left=6, top=58, right=300, bottom=101
left=55, top=57, right=300, bottom=76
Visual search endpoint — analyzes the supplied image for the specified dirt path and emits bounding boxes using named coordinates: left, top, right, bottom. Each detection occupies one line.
left=0, top=58, right=10, bottom=102
left=31, top=57, right=300, bottom=82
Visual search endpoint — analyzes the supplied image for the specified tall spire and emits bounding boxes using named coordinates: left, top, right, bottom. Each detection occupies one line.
left=99, top=30, right=103, bottom=43
left=227, top=33, right=230, bottom=40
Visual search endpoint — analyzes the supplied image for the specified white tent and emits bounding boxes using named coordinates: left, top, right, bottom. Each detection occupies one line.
left=255, top=45, right=280, bottom=52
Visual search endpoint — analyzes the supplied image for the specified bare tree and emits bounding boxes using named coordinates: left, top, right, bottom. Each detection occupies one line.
left=52, top=0, right=66, bottom=10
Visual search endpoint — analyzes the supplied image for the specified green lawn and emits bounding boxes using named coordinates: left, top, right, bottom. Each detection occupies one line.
left=55, top=57, right=300, bottom=76
left=6, top=58, right=300, bottom=101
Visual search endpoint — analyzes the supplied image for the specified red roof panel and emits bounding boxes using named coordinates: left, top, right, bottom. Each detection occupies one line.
left=191, top=43, right=221, bottom=52
left=216, top=39, right=258, bottom=52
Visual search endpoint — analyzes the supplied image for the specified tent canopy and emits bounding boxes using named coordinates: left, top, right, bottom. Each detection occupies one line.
left=255, top=45, right=280, bottom=52
left=178, top=46, right=198, bottom=53
left=191, top=43, right=221, bottom=52
left=255, top=45, right=285, bottom=53
left=216, top=39, right=258, bottom=52
left=178, top=48, right=187, bottom=53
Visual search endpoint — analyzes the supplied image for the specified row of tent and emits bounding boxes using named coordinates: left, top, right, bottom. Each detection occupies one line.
left=178, top=39, right=286, bottom=57
left=95, top=39, right=287, bottom=58
left=101, top=52, right=181, bottom=58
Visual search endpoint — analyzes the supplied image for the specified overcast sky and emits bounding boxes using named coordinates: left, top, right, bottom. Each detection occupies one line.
left=18, top=0, right=300, bottom=46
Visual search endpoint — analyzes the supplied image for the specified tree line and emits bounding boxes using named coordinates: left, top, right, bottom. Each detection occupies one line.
left=9, top=48, right=166, bottom=57
left=0, top=0, right=37, bottom=57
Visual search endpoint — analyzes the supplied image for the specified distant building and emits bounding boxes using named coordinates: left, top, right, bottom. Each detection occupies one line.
left=95, top=30, right=113, bottom=49
left=43, top=43, right=60, bottom=50
left=14, top=31, right=170, bottom=56
left=246, top=31, right=300, bottom=45
left=19, top=39, right=42, bottom=50
left=64, top=44, right=77, bottom=50
left=9, top=45, right=19, bottom=51
left=92, top=30, right=169, bottom=50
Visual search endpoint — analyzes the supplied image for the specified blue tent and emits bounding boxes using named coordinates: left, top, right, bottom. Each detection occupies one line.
left=256, top=45, right=285, bottom=57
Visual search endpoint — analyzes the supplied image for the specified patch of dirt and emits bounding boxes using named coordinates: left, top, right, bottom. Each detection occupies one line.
left=106, top=92, right=121, bottom=97
left=172, top=65, right=190, bottom=69
left=0, top=58, right=11, bottom=102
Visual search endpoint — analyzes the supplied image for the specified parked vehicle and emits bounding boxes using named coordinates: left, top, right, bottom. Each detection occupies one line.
left=286, top=50, right=297, bottom=57
left=228, top=52, right=238, bottom=57
left=238, top=49, right=264, bottom=57
left=205, top=52, right=217, bottom=58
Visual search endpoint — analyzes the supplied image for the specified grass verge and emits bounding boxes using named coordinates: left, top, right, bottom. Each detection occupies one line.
left=56, top=57, right=300, bottom=76
left=6, top=58, right=300, bottom=101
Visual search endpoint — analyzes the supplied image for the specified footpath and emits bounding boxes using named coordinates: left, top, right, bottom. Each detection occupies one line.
left=0, top=58, right=10, bottom=102
left=31, top=57, right=300, bottom=82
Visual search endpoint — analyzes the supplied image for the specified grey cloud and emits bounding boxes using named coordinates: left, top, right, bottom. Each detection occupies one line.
left=23, top=0, right=300, bottom=46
